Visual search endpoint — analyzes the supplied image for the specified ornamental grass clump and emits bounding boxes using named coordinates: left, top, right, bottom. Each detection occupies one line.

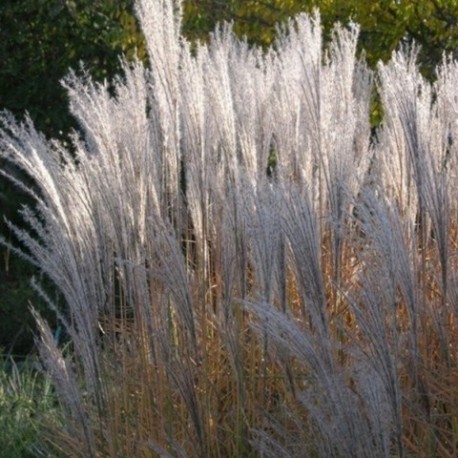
left=1, top=0, right=457, bottom=456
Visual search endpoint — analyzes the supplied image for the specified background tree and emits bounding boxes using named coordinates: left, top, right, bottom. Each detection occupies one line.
left=0, top=0, right=145, bottom=138
left=184, top=0, right=457, bottom=73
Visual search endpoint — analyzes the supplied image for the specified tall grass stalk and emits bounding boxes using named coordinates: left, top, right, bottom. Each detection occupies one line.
left=0, top=0, right=457, bottom=456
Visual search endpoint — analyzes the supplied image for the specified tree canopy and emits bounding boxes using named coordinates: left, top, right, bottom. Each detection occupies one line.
left=184, top=0, right=457, bottom=72
left=0, top=0, right=145, bottom=138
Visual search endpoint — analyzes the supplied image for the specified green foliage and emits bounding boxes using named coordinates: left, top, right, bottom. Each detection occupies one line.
left=329, top=0, right=458, bottom=75
left=0, top=0, right=145, bottom=138
left=0, top=353, right=59, bottom=457
left=183, top=0, right=457, bottom=74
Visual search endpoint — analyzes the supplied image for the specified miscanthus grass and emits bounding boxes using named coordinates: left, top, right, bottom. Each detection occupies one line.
left=1, top=0, right=457, bottom=456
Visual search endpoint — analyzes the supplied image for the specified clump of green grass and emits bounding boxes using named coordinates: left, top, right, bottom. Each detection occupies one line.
left=0, top=352, right=60, bottom=458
